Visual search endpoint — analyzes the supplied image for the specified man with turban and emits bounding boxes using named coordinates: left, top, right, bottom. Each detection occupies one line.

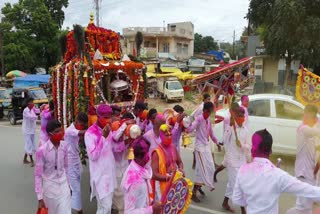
left=84, top=104, right=117, bottom=214
left=233, top=129, right=320, bottom=214
left=121, top=137, right=163, bottom=214
left=151, top=124, right=184, bottom=201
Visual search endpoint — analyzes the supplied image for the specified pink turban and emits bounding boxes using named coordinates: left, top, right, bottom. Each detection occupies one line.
left=156, top=113, right=165, bottom=121
left=96, top=104, right=112, bottom=117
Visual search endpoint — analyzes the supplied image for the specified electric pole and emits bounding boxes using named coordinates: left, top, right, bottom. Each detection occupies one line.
left=94, top=0, right=101, bottom=26
left=232, top=30, right=235, bottom=59
left=0, top=30, right=4, bottom=80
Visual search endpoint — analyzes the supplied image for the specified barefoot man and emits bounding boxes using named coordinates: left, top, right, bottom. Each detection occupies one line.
left=186, top=102, right=219, bottom=202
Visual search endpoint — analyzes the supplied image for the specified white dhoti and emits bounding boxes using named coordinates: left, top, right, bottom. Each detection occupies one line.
left=93, top=185, right=114, bottom=214
left=43, top=180, right=71, bottom=214
left=112, top=176, right=124, bottom=214
left=23, top=134, right=36, bottom=155
left=286, top=177, right=316, bottom=214
left=225, top=166, right=239, bottom=198
left=69, top=163, right=82, bottom=211
left=194, top=144, right=215, bottom=190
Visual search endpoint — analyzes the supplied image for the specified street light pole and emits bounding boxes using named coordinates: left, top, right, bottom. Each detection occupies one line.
left=0, top=30, right=4, bottom=80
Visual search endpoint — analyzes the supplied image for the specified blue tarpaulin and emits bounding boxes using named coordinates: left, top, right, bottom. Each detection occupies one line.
left=14, top=74, right=50, bottom=88
left=207, top=50, right=224, bottom=61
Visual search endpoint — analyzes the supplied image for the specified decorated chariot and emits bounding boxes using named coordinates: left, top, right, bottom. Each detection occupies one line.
left=50, top=15, right=145, bottom=127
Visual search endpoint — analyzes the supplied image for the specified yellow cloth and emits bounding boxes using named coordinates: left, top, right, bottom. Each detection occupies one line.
left=151, top=147, right=168, bottom=199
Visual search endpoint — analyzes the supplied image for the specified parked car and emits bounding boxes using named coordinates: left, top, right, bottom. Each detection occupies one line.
left=0, top=87, right=5, bottom=119
left=214, top=94, right=305, bottom=155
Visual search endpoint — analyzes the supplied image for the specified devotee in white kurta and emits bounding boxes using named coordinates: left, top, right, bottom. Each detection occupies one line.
left=111, top=115, right=137, bottom=214
left=233, top=129, right=320, bottom=214
left=121, top=137, right=163, bottom=214
left=85, top=104, right=116, bottom=214
left=286, top=105, right=320, bottom=214
left=222, top=107, right=249, bottom=213
left=35, top=120, right=71, bottom=214
left=186, top=102, right=218, bottom=202
left=65, top=113, right=88, bottom=214
left=22, top=97, right=39, bottom=166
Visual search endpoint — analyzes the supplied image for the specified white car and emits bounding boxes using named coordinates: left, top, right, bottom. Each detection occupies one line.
left=214, top=94, right=305, bottom=155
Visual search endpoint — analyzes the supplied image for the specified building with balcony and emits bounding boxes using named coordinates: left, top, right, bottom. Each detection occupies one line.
left=122, top=22, right=194, bottom=60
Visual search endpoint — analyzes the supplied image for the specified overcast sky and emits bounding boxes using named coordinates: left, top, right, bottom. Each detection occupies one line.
left=1, top=0, right=249, bottom=42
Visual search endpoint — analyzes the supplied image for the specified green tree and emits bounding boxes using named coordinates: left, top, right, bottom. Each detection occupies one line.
left=44, top=0, right=69, bottom=29
left=1, top=0, right=62, bottom=73
left=194, top=33, right=218, bottom=53
left=247, top=0, right=320, bottom=89
left=135, top=31, right=143, bottom=58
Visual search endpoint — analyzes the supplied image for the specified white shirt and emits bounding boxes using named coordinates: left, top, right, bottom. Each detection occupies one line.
left=143, top=129, right=161, bottom=156
left=84, top=123, right=116, bottom=200
left=295, top=122, right=320, bottom=179
left=22, top=107, right=38, bottom=134
left=186, top=114, right=218, bottom=151
left=112, top=123, right=129, bottom=178
left=233, top=157, right=320, bottom=214
left=241, top=105, right=249, bottom=127
left=190, top=102, right=204, bottom=121
left=121, top=160, right=153, bottom=214
left=65, top=123, right=81, bottom=167
left=35, top=140, right=69, bottom=200
left=223, top=124, right=250, bottom=167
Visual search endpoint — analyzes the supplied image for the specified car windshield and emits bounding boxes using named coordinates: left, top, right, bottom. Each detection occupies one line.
left=29, top=89, right=47, bottom=100
left=0, top=90, right=5, bottom=99
left=168, top=81, right=182, bottom=90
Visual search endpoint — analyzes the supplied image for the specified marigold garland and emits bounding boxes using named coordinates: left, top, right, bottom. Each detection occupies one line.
left=51, top=19, right=145, bottom=134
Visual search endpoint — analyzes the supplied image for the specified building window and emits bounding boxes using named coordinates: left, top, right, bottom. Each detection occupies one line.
left=163, top=43, right=170, bottom=53
left=177, top=43, right=182, bottom=54
left=183, top=44, right=188, bottom=55
left=152, top=43, right=156, bottom=48
left=180, top=29, right=186, bottom=34
left=170, top=25, right=176, bottom=32
left=144, top=41, right=150, bottom=48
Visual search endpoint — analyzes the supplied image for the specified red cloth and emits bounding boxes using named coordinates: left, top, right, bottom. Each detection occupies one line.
left=36, top=208, right=48, bottom=214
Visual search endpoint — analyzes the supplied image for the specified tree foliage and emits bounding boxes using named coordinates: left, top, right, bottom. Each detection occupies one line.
left=194, top=33, right=218, bottom=53
left=0, top=0, right=68, bottom=74
left=44, top=0, right=69, bottom=29
left=135, top=31, right=143, bottom=57
left=247, top=0, right=320, bottom=87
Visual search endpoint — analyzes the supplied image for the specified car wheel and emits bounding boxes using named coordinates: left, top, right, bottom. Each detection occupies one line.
left=8, top=113, right=16, bottom=125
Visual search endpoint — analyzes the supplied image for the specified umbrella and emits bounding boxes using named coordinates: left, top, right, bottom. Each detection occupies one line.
left=6, top=70, right=27, bottom=79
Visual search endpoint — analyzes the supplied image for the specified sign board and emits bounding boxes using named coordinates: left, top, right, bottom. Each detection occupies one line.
left=255, top=47, right=266, bottom=56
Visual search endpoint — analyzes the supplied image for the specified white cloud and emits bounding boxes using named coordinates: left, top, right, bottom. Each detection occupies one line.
left=2, top=0, right=249, bottom=42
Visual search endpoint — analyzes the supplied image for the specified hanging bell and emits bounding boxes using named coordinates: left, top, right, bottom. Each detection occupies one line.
left=182, top=133, right=192, bottom=148
left=127, top=146, right=134, bottom=160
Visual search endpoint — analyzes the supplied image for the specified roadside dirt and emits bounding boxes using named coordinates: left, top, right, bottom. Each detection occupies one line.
left=146, top=97, right=199, bottom=114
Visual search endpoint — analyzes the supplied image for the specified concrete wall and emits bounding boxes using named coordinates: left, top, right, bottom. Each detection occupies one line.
left=262, top=57, right=278, bottom=85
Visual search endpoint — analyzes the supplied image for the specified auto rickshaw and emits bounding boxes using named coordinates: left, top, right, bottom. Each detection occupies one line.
left=7, top=87, right=48, bottom=125
left=0, top=87, right=5, bottom=119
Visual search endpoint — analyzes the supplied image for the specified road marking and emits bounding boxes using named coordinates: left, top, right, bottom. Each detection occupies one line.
left=189, top=204, right=227, bottom=214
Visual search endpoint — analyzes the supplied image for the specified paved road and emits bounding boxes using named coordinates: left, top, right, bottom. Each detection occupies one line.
left=0, top=120, right=301, bottom=214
